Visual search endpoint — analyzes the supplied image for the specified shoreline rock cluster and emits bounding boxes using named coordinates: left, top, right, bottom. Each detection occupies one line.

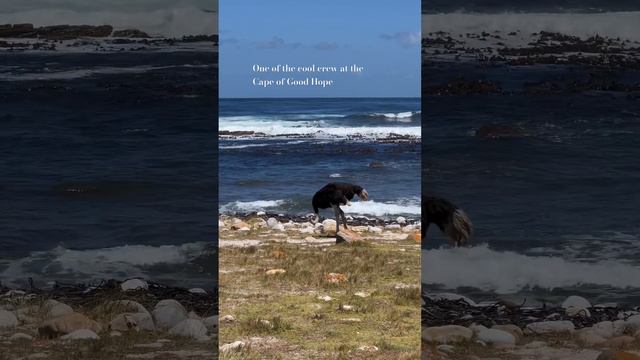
left=423, top=292, right=640, bottom=359
left=0, top=279, right=218, bottom=357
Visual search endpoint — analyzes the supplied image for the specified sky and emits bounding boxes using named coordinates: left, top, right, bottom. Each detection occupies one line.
left=220, top=0, right=421, bottom=98
left=0, top=0, right=217, bottom=37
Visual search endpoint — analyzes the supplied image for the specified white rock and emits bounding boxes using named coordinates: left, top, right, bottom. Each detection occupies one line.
left=317, top=295, right=332, bottom=302
left=110, top=331, right=122, bottom=337
left=9, top=333, right=33, bottom=341
left=524, top=321, right=575, bottom=335
left=121, top=279, right=148, bottom=291
left=357, top=345, right=379, bottom=352
left=220, top=340, right=245, bottom=352
left=322, top=219, right=337, bottom=232
left=613, top=320, right=627, bottom=336
left=188, top=288, right=207, bottom=295
left=396, top=216, right=407, bottom=225
left=218, top=220, right=224, bottom=228
left=367, top=226, right=382, bottom=234
left=562, top=295, right=591, bottom=310
left=470, top=325, right=516, bottom=348
left=61, top=329, right=99, bottom=340
left=422, top=325, right=473, bottom=344
left=42, top=299, right=73, bottom=319
left=492, top=324, right=523, bottom=340
left=0, top=309, right=18, bottom=329
left=576, top=328, right=607, bottom=346
left=385, top=224, right=401, bottom=230
left=257, top=211, right=266, bottom=216
left=168, top=319, right=208, bottom=340
left=152, top=299, right=188, bottom=330
left=354, top=291, right=370, bottom=298
left=266, top=218, right=279, bottom=229
left=110, top=313, right=139, bottom=332
left=203, top=316, right=218, bottom=331
left=625, top=314, right=640, bottom=332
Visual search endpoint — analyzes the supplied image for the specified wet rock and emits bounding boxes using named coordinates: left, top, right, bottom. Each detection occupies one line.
left=42, top=299, right=73, bottom=318
left=121, top=279, right=148, bottom=291
left=39, top=312, right=101, bottom=338
left=168, top=319, right=208, bottom=340
left=220, top=340, right=245, bottom=352
left=60, top=329, right=99, bottom=340
left=152, top=299, right=188, bottom=330
left=524, top=320, right=575, bottom=335
left=423, top=325, right=473, bottom=344
left=0, top=309, right=18, bottom=329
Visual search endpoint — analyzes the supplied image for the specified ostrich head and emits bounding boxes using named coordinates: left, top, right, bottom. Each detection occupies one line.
left=355, top=186, right=369, bottom=201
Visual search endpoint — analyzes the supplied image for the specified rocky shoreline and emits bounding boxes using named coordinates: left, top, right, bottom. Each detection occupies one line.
left=0, top=279, right=218, bottom=359
left=219, top=131, right=421, bottom=144
left=422, top=292, right=640, bottom=359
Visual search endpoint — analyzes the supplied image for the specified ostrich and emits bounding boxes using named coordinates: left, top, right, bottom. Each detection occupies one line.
left=312, top=183, right=369, bottom=235
left=423, top=195, right=473, bottom=246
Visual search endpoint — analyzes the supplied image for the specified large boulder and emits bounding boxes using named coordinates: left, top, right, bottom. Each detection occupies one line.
left=152, top=299, right=188, bottom=330
left=61, top=329, right=99, bottom=341
left=121, top=279, right=148, bottom=291
left=42, top=299, right=73, bottom=319
left=39, top=312, right=102, bottom=338
left=471, top=325, right=516, bottom=348
left=0, top=309, right=18, bottom=329
left=525, top=321, right=575, bottom=335
left=336, top=229, right=362, bottom=244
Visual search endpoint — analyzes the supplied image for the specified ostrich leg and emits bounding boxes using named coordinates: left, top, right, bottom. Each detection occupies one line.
left=332, top=204, right=341, bottom=234
left=338, top=207, right=348, bottom=229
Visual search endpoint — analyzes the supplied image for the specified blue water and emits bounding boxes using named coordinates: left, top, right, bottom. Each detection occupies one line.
left=219, top=98, right=421, bottom=219
left=0, top=51, right=217, bottom=288
left=423, top=62, right=640, bottom=304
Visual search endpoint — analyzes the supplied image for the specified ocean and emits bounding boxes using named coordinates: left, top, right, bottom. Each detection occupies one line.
left=0, top=49, right=218, bottom=288
left=422, top=13, right=640, bottom=305
left=219, top=98, right=421, bottom=220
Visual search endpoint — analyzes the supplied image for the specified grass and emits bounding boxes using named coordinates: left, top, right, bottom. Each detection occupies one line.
left=219, top=225, right=421, bottom=360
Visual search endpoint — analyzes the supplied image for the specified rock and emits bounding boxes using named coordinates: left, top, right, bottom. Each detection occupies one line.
left=266, top=218, right=280, bottom=229
left=38, top=25, right=114, bottom=40
left=576, top=328, right=607, bottom=346
left=203, top=316, right=218, bottom=331
left=252, top=218, right=267, bottom=229
left=121, top=279, right=148, bottom=291
left=110, top=331, right=122, bottom=337
left=109, top=313, right=139, bottom=332
left=256, top=211, right=266, bottom=216
left=354, top=291, right=370, bottom=298
left=220, top=340, right=245, bottom=353
left=322, top=219, right=337, bottom=233
left=357, top=345, right=379, bottom=352
left=39, top=312, right=102, bottom=338
left=471, top=325, right=516, bottom=348
left=324, top=273, right=348, bottom=283
left=0, top=309, right=18, bottom=329
left=396, top=216, right=406, bottom=225
left=9, top=332, right=33, bottom=341
left=562, top=295, right=591, bottom=310
left=406, top=231, right=421, bottom=242
left=317, top=295, right=332, bottom=302
left=591, top=321, right=615, bottom=338
left=60, top=329, right=99, bottom=341
left=188, top=288, right=207, bottom=295
left=492, top=324, right=523, bottom=340
left=524, top=321, right=575, bottom=335
left=422, top=325, right=473, bottom=344
left=265, top=268, right=286, bottom=275
left=231, top=219, right=250, bottom=230
left=109, top=300, right=149, bottom=314
left=625, top=315, right=640, bottom=332
left=367, top=226, right=382, bottom=234
left=220, top=315, right=235, bottom=323
left=112, top=29, right=150, bottom=38
left=614, top=320, right=628, bottom=336
left=218, top=220, right=224, bottom=229
left=428, top=293, right=478, bottom=307
left=604, top=336, right=635, bottom=349
left=385, top=224, right=402, bottom=230
left=168, top=319, right=208, bottom=340
left=336, top=228, right=362, bottom=243
left=340, top=305, right=354, bottom=311
left=152, top=299, right=188, bottom=330
left=42, top=299, right=73, bottom=318
left=188, top=311, right=201, bottom=320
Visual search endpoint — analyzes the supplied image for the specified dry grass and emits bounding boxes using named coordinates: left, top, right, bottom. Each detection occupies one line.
left=219, top=228, right=421, bottom=360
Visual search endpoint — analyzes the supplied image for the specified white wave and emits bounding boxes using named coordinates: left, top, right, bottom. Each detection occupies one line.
left=0, top=64, right=212, bottom=81
left=219, top=143, right=271, bottom=150
left=218, top=117, right=421, bottom=139
left=220, top=199, right=286, bottom=213
left=371, top=111, right=419, bottom=118
left=0, top=7, right=216, bottom=37
left=343, top=199, right=420, bottom=216
left=0, top=242, right=208, bottom=282
left=422, top=244, right=640, bottom=294
left=424, top=12, right=640, bottom=41
left=329, top=173, right=342, bottom=178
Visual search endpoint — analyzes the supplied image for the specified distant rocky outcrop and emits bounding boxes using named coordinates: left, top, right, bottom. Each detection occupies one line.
left=0, top=23, right=113, bottom=40
left=112, top=29, right=150, bottom=38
